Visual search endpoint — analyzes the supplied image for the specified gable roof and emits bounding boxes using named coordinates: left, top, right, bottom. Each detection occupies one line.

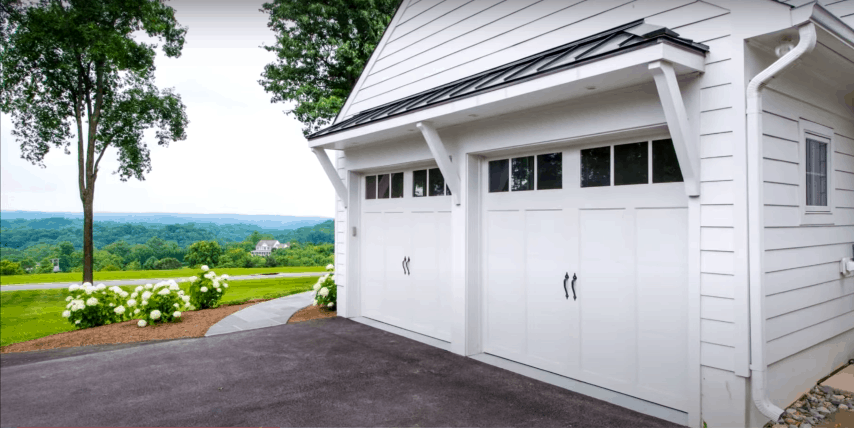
left=256, top=240, right=279, bottom=248
left=308, top=19, right=708, bottom=140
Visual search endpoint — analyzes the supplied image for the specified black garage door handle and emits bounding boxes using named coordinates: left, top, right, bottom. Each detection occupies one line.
left=402, top=257, right=407, bottom=275
left=405, top=257, right=410, bottom=275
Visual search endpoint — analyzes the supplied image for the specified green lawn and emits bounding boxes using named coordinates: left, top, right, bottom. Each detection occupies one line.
left=0, top=276, right=318, bottom=347
left=0, top=266, right=326, bottom=286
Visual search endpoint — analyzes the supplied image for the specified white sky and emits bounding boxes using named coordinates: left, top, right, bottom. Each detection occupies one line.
left=0, top=0, right=335, bottom=218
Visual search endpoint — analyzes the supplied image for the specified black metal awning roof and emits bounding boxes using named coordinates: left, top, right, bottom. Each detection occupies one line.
left=308, top=19, right=709, bottom=140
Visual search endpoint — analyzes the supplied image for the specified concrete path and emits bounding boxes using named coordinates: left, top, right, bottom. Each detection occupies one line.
left=205, top=290, right=315, bottom=336
left=0, top=272, right=325, bottom=292
left=0, top=317, right=681, bottom=428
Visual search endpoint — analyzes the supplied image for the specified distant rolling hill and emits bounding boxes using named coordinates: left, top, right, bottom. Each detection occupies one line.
left=0, top=211, right=331, bottom=230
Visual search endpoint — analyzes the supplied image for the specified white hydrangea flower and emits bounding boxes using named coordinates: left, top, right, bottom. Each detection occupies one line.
left=109, top=303, right=114, bottom=307
left=326, top=264, right=334, bottom=271
left=201, top=265, right=209, bottom=272
left=204, top=272, right=215, bottom=279
left=141, top=291, right=152, bottom=300
left=328, top=302, right=334, bottom=307
left=82, top=282, right=92, bottom=287
left=135, top=286, right=143, bottom=292
left=120, top=291, right=129, bottom=298
left=134, top=309, right=140, bottom=314
left=142, top=300, right=148, bottom=306
left=131, top=292, right=138, bottom=298
left=319, top=287, right=329, bottom=297
left=150, top=310, right=161, bottom=320
left=158, top=288, right=170, bottom=296
left=127, top=299, right=137, bottom=307
left=221, top=274, right=229, bottom=280
left=138, top=320, right=147, bottom=327
left=200, top=286, right=208, bottom=292
left=66, top=296, right=73, bottom=302
left=173, top=311, right=181, bottom=318
left=68, top=284, right=79, bottom=292
left=215, top=288, right=221, bottom=293
left=96, top=283, right=106, bottom=290
left=169, top=283, right=180, bottom=291
left=144, top=284, right=153, bottom=289
left=84, top=287, right=94, bottom=295
left=189, top=276, right=198, bottom=282
left=312, top=300, right=318, bottom=306
left=212, top=279, right=220, bottom=287
left=62, top=310, right=71, bottom=318
left=114, top=306, right=126, bottom=315
left=86, top=297, right=99, bottom=306
left=75, top=320, right=81, bottom=325
left=66, top=303, right=72, bottom=309
left=223, top=284, right=228, bottom=289
left=182, top=295, right=190, bottom=303
left=177, top=290, right=184, bottom=295
left=174, top=303, right=179, bottom=308
left=313, top=283, right=321, bottom=291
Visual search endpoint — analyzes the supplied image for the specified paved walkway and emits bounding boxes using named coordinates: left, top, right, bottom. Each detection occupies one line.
left=0, top=317, right=681, bottom=428
left=205, top=290, right=315, bottom=336
left=0, top=272, right=325, bottom=292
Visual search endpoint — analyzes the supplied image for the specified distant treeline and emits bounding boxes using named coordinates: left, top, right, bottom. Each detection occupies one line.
left=0, top=220, right=334, bottom=274
left=0, top=218, right=332, bottom=250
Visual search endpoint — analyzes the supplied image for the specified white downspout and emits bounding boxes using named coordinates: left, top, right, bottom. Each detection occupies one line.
left=746, top=22, right=816, bottom=422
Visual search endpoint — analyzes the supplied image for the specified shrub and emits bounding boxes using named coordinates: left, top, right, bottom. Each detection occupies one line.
left=128, top=280, right=192, bottom=327
left=100, top=264, right=121, bottom=272
left=312, top=264, right=337, bottom=310
left=0, top=259, right=24, bottom=275
left=185, top=241, right=222, bottom=268
left=143, top=256, right=158, bottom=270
left=124, top=260, right=142, bottom=271
left=187, top=265, right=229, bottom=310
left=154, top=257, right=182, bottom=270
left=62, top=283, right=130, bottom=329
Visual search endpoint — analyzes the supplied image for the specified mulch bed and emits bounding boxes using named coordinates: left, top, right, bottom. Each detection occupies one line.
left=287, top=304, right=337, bottom=324
left=0, top=299, right=270, bottom=354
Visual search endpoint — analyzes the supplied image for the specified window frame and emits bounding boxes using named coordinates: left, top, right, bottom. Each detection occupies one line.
left=364, top=171, right=405, bottom=200
left=798, top=118, right=835, bottom=225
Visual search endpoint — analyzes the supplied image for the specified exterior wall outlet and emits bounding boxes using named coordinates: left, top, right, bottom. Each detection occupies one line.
left=839, top=257, right=854, bottom=277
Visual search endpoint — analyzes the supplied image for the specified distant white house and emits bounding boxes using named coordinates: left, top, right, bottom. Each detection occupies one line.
left=307, top=2, right=854, bottom=428
left=250, top=240, right=288, bottom=257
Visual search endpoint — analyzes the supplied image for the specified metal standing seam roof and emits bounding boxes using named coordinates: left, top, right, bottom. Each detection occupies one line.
left=308, top=19, right=709, bottom=140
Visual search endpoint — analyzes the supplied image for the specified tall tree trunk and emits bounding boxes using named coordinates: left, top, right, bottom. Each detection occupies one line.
left=82, top=190, right=94, bottom=284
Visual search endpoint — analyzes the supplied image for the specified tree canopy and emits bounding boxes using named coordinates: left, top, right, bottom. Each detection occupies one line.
left=259, top=0, right=398, bottom=136
left=1, top=0, right=190, bottom=282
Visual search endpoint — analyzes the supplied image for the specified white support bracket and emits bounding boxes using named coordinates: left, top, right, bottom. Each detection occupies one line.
left=417, top=121, right=461, bottom=205
left=649, top=60, right=700, bottom=197
left=311, top=148, right=349, bottom=209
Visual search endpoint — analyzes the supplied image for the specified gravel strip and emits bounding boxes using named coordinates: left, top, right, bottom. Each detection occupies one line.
left=286, top=304, right=336, bottom=324
left=766, top=384, right=854, bottom=428
left=0, top=300, right=269, bottom=354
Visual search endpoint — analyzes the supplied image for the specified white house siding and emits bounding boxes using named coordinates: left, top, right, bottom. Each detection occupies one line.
left=753, top=48, right=854, bottom=371
left=341, top=0, right=737, bottom=119
left=335, top=151, right=349, bottom=316
left=781, top=0, right=854, bottom=32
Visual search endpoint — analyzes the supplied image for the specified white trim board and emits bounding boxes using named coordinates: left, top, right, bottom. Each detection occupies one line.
left=469, top=353, right=689, bottom=427
left=350, top=316, right=452, bottom=352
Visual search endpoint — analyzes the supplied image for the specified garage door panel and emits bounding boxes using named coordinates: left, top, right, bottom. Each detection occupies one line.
left=525, top=209, right=577, bottom=374
left=409, top=211, right=452, bottom=341
left=636, top=208, right=689, bottom=402
left=485, top=210, right=526, bottom=357
left=382, top=212, right=411, bottom=329
left=362, top=212, right=386, bottom=320
left=579, top=209, right=637, bottom=385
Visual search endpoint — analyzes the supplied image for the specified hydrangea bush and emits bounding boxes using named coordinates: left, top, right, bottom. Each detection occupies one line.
left=63, top=283, right=130, bottom=328
left=187, top=265, right=229, bottom=310
left=128, top=279, right=192, bottom=327
left=312, top=264, right=336, bottom=310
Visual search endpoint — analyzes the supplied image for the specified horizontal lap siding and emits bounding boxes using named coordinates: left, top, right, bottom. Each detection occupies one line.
left=345, top=0, right=732, bottom=116
left=696, top=15, right=736, bottom=373
left=761, top=87, right=854, bottom=364
left=335, top=153, right=347, bottom=289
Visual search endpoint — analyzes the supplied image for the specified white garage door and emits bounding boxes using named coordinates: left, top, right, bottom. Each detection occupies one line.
left=361, top=167, right=453, bottom=342
left=483, top=138, right=689, bottom=411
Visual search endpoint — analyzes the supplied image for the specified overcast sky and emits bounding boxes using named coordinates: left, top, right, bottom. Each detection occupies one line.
left=0, top=0, right=335, bottom=218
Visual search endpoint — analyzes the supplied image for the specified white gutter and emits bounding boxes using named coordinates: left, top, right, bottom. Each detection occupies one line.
left=746, top=22, right=816, bottom=422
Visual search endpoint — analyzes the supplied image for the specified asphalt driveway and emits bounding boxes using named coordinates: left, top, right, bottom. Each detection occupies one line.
left=1, top=317, right=682, bottom=428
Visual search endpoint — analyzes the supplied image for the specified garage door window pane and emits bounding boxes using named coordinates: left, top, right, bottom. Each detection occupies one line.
left=429, top=168, right=445, bottom=196
left=806, top=138, right=828, bottom=206
left=391, top=172, right=404, bottom=198
left=366, top=175, right=377, bottom=199
left=489, top=159, right=509, bottom=192
left=581, top=146, right=610, bottom=187
left=537, top=152, right=562, bottom=190
left=512, top=156, right=534, bottom=191
left=413, top=170, right=427, bottom=197
left=614, top=142, right=648, bottom=186
left=377, top=174, right=391, bottom=199
left=652, top=139, right=684, bottom=183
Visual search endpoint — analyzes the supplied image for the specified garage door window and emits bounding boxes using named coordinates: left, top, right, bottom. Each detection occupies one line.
left=581, top=146, right=611, bottom=188
left=582, top=139, right=684, bottom=188
left=366, top=173, right=404, bottom=200
left=490, top=152, right=562, bottom=192
left=614, top=142, right=648, bottom=186
left=413, top=168, right=450, bottom=197
left=652, top=139, right=684, bottom=183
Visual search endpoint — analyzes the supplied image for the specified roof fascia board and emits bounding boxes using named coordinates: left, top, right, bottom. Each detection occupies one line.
left=791, top=2, right=854, bottom=51
left=309, top=41, right=705, bottom=149
left=333, top=0, right=408, bottom=125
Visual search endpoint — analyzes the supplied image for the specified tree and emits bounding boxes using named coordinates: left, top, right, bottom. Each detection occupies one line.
left=184, top=240, right=222, bottom=268
left=259, top=0, right=397, bottom=135
left=153, top=257, right=181, bottom=270
left=0, top=260, right=25, bottom=275
left=1, top=1, right=189, bottom=284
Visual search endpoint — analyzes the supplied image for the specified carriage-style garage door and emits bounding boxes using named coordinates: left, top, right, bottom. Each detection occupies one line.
left=483, top=139, right=690, bottom=411
left=361, top=167, right=453, bottom=342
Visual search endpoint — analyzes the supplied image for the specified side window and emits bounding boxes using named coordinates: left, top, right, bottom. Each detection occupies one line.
left=489, top=152, right=562, bottom=192
left=805, top=136, right=829, bottom=208
left=366, top=172, right=404, bottom=200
